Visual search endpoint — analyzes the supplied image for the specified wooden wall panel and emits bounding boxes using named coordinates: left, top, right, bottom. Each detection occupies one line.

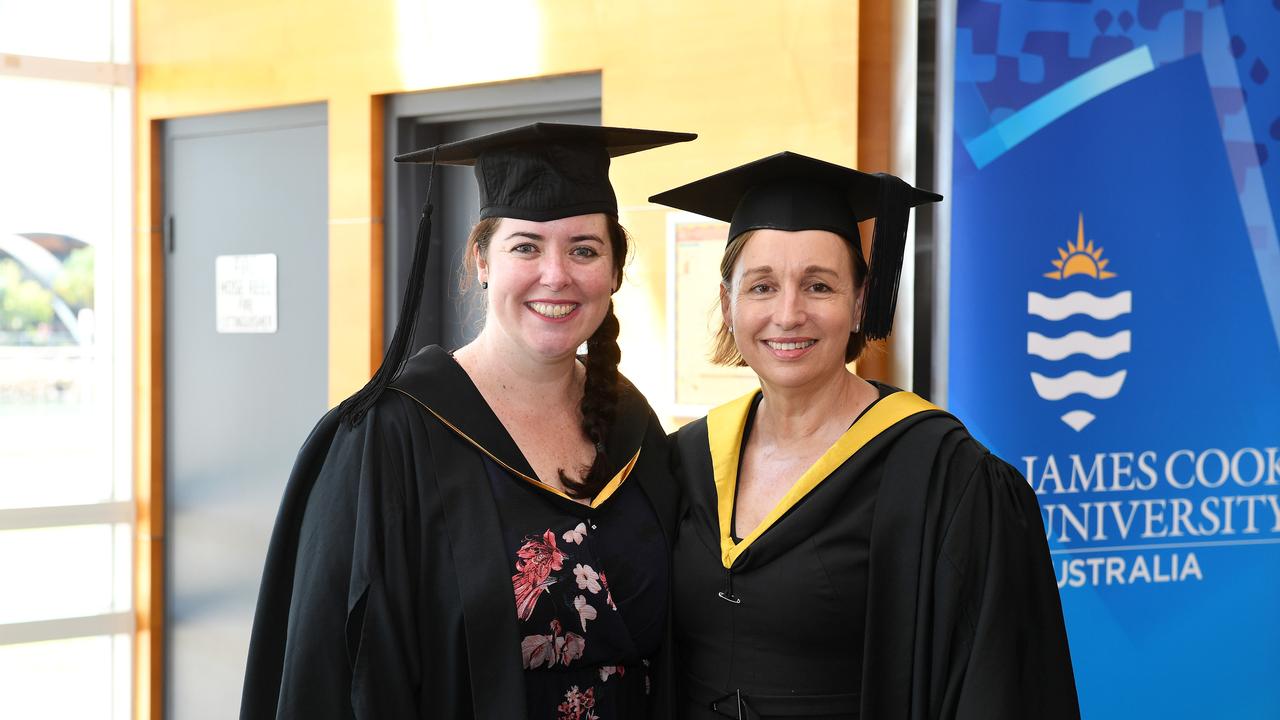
left=133, top=118, right=166, bottom=720
left=135, top=0, right=862, bottom=405
left=856, top=0, right=920, bottom=389
left=856, top=0, right=897, bottom=385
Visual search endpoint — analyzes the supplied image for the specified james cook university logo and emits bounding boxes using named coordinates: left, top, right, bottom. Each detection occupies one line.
left=1028, top=214, right=1131, bottom=432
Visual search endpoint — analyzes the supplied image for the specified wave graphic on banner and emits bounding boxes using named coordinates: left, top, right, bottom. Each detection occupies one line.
left=1027, top=215, right=1129, bottom=431
left=1027, top=331, right=1131, bottom=361
left=1029, top=370, right=1127, bottom=400
left=1027, top=291, right=1132, bottom=321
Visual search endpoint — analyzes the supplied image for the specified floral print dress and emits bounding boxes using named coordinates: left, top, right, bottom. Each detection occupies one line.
left=483, top=456, right=668, bottom=720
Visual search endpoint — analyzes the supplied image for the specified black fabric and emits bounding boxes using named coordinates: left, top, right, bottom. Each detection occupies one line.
left=239, top=345, right=679, bottom=719
left=647, top=151, right=941, bottom=339
left=485, top=456, right=666, bottom=718
left=337, top=192, right=434, bottom=427
left=393, top=123, right=696, bottom=222
left=729, top=179, right=860, bottom=245
left=684, top=672, right=860, bottom=720
left=646, top=152, right=941, bottom=245
left=669, top=395, right=1079, bottom=720
left=675, top=389, right=887, bottom=712
left=475, top=142, right=619, bottom=221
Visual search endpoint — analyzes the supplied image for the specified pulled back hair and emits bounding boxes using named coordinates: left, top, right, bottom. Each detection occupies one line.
left=710, top=229, right=870, bottom=366
left=465, top=215, right=628, bottom=500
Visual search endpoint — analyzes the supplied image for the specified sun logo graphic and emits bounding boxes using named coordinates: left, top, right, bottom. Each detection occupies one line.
left=1027, top=214, right=1131, bottom=432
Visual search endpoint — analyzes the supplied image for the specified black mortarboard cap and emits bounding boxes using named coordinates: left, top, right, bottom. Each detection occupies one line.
left=648, top=151, right=942, bottom=340
left=339, top=122, right=695, bottom=426
left=394, top=122, right=696, bottom=221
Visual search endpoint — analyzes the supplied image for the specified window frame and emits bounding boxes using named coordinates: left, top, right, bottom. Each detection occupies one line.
left=0, top=1, right=136, bottom=717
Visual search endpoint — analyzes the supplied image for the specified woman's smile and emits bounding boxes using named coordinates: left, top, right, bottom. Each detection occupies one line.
left=526, top=300, right=580, bottom=321
left=762, top=337, right=818, bottom=359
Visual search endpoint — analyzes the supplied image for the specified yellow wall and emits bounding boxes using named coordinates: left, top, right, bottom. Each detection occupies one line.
left=132, top=3, right=860, bottom=711
left=135, top=0, right=860, bottom=405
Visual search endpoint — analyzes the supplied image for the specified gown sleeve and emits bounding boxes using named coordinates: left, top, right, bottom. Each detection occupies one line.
left=932, top=451, right=1080, bottom=720
left=240, top=393, right=428, bottom=719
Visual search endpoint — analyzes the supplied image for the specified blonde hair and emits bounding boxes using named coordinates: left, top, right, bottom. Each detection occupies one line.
left=710, top=229, right=870, bottom=366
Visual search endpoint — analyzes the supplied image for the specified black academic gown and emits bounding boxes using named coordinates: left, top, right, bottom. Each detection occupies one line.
left=239, top=345, right=679, bottom=719
left=671, top=388, right=1079, bottom=720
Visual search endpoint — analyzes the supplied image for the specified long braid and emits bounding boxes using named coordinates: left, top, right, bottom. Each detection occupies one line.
left=560, top=219, right=628, bottom=500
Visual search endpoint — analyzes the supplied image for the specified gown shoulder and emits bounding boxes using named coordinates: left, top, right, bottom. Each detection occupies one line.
left=881, top=417, right=1081, bottom=720
left=240, top=388, right=445, bottom=719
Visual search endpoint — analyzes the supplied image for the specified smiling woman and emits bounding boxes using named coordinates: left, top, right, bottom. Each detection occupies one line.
left=462, top=212, right=631, bottom=498
left=722, top=229, right=863, bottom=395
left=240, top=123, right=695, bottom=719
left=466, top=215, right=620, bottom=356
left=651, top=152, right=1079, bottom=720
left=462, top=213, right=621, bottom=490
left=712, top=227, right=869, bottom=371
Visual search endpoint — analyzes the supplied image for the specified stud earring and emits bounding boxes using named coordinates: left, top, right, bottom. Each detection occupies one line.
left=481, top=281, right=489, bottom=290
left=728, top=326, right=734, bottom=334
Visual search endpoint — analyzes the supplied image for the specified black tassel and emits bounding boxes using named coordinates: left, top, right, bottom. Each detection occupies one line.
left=338, top=151, right=437, bottom=426
left=860, top=173, right=911, bottom=340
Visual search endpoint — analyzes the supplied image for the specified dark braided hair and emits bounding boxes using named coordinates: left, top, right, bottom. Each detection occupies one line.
left=561, top=296, right=622, bottom=499
left=467, top=215, right=629, bottom=500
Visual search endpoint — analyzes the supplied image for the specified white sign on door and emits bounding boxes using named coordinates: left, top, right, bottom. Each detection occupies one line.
left=215, top=254, right=278, bottom=334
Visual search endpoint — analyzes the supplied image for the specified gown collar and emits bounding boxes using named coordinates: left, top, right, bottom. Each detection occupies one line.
left=389, top=345, right=650, bottom=507
left=706, top=385, right=941, bottom=568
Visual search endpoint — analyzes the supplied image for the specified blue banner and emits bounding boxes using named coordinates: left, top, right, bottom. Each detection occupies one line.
left=949, top=2, right=1280, bottom=717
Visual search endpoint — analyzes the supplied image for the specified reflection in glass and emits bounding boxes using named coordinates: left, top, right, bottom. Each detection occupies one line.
left=0, top=75, right=116, bottom=509
left=0, top=234, right=94, bottom=345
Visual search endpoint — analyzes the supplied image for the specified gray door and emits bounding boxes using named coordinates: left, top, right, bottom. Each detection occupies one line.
left=163, top=104, right=328, bottom=720
left=385, top=75, right=601, bottom=352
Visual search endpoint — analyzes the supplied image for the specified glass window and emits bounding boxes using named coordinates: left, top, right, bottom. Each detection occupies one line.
left=0, top=77, right=120, bottom=510
left=0, top=634, right=130, bottom=720
left=0, top=3, right=133, bottom=719
left=0, top=524, right=131, bottom=624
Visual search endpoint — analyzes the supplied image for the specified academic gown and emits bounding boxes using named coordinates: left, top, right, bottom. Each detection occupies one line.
left=239, top=345, right=680, bottom=719
left=670, top=386, right=1079, bottom=720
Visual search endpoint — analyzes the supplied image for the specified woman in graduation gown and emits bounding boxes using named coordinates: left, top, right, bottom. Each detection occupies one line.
left=240, top=124, right=693, bottom=719
left=649, top=153, right=1079, bottom=720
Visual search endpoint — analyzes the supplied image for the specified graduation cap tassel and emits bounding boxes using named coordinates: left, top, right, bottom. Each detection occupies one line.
left=338, top=150, right=438, bottom=427
left=860, top=174, right=912, bottom=340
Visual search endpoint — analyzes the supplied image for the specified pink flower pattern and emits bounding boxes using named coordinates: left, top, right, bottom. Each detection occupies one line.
left=597, top=665, right=625, bottom=682
left=573, top=594, right=597, bottom=631
left=573, top=563, right=601, bottom=593
left=598, top=572, right=617, bottom=610
left=510, top=525, right=646, bottom=716
left=562, top=522, right=588, bottom=544
left=521, top=618, right=586, bottom=669
left=556, top=686, right=599, bottom=720
left=512, top=530, right=567, bottom=621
